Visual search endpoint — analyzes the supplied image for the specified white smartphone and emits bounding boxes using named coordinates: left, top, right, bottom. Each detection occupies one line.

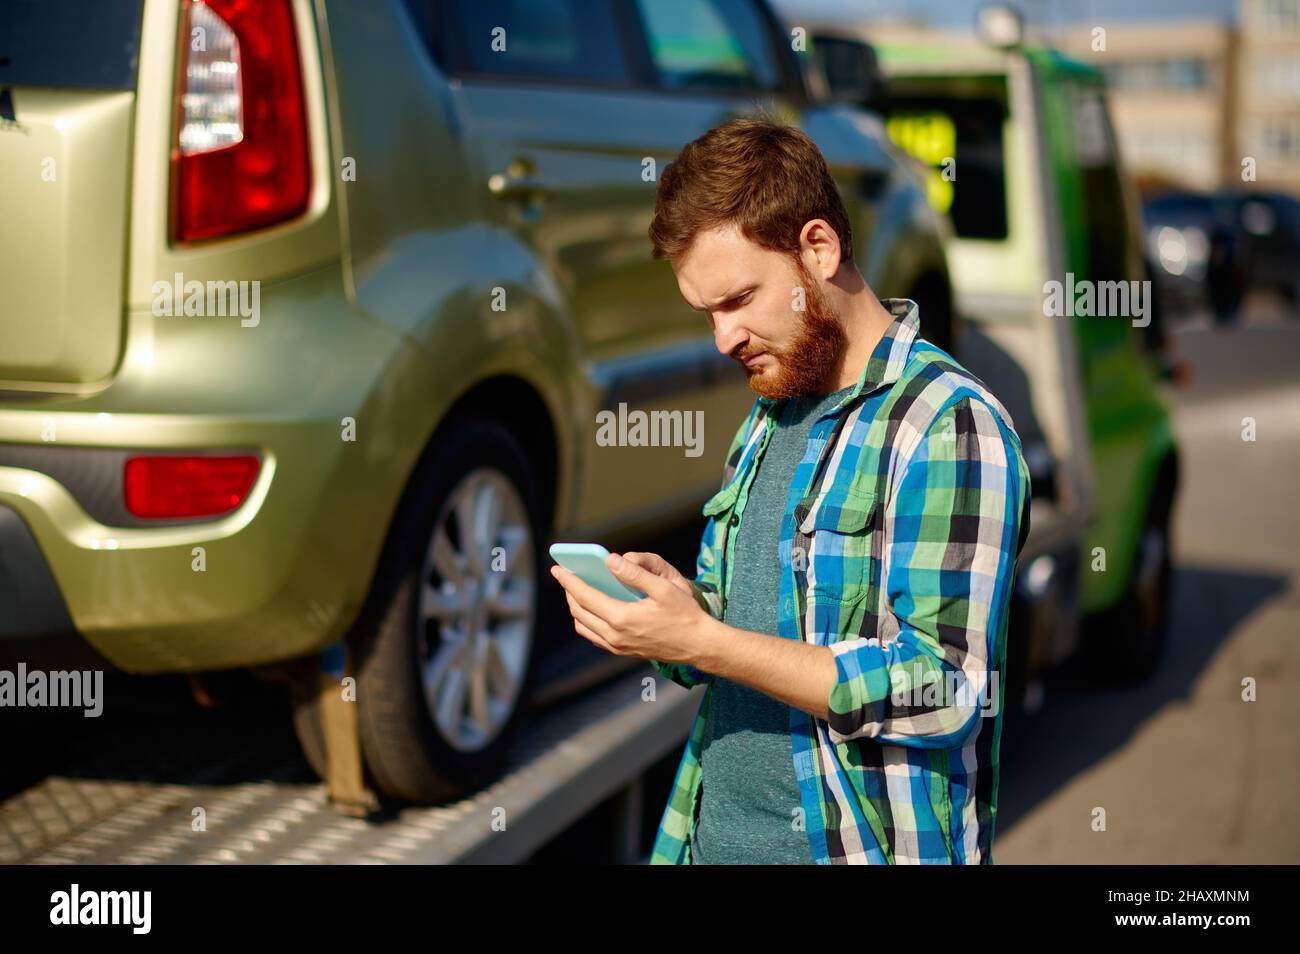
left=548, top=543, right=645, bottom=602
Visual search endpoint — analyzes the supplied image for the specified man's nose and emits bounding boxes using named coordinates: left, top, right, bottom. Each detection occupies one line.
left=713, top=316, right=747, bottom=358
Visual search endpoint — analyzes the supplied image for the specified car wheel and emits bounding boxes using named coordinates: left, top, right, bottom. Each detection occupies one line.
left=1003, top=596, right=1032, bottom=711
left=289, top=670, right=329, bottom=782
left=1082, top=494, right=1173, bottom=685
left=351, top=415, right=547, bottom=804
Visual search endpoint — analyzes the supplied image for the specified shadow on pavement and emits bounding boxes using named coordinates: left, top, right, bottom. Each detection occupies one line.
left=997, top=563, right=1288, bottom=835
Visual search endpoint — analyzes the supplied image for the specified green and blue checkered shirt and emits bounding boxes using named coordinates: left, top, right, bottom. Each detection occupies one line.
left=649, top=299, right=1031, bottom=864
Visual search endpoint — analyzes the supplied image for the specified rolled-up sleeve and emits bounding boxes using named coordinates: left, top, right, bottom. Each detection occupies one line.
left=824, top=396, right=1028, bottom=747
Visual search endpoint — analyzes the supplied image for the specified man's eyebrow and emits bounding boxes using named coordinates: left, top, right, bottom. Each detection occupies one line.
left=690, top=285, right=754, bottom=311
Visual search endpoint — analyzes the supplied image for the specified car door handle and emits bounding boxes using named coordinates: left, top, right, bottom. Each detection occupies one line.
left=488, top=158, right=551, bottom=203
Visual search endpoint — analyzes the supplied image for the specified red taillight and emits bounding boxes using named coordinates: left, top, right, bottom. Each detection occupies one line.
left=171, top=0, right=311, bottom=242
left=124, top=455, right=261, bottom=519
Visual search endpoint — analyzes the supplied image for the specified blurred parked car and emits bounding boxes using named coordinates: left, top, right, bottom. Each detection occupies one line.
left=1145, top=189, right=1300, bottom=324
left=809, top=7, right=1181, bottom=696
left=0, top=0, right=954, bottom=803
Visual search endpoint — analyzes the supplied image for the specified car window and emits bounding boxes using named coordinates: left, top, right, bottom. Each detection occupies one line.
left=631, top=0, right=781, bottom=92
left=431, top=0, right=635, bottom=85
left=1071, top=86, right=1135, bottom=285
left=1148, top=195, right=1212, bottom=220
left=884, top=80, right=1010, bottom=240
left=1149, top=193, right=1239, bottom=232
left=1277, top=195, right=1300, bottom=239
left=0, top=0, right=144, bottom=91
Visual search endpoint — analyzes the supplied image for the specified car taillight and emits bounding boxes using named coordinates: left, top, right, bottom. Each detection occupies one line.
left=124, top=455, right=261, bottom=519
left=171, top=0, right=310, bottom=243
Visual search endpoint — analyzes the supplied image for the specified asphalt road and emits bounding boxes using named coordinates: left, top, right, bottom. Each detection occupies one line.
left=996, top=309, right=1300, bottom=863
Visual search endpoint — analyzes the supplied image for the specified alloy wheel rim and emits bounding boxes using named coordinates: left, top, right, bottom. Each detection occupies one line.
left=416, top=467, right=535, bottom=753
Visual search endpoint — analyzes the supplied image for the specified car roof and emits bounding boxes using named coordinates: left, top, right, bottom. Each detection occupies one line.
left=874, top=39, right=1102, bottom=83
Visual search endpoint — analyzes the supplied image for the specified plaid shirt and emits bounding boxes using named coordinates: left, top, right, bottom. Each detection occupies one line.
left=649, top=299, right=1031, bottom=864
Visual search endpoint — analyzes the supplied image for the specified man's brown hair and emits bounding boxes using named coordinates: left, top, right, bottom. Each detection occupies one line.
left=648, top=115, right=854, bottom=266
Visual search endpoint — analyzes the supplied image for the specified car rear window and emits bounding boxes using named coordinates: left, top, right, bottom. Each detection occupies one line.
left=0, top=0, right=143, bottom=91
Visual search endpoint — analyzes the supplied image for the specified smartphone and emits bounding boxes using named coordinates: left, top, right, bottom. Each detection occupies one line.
left=548, top=543, right=645, bottom=602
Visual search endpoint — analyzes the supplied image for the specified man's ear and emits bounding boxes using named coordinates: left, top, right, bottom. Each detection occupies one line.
left=799, top=218, right=843, bottom=280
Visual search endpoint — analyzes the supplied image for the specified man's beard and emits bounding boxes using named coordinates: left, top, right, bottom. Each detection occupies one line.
left=734, top=256, right=846, bottom=400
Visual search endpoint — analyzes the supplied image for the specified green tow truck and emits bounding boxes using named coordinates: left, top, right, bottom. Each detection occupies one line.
left=812, top=10, right=1181, bottom=697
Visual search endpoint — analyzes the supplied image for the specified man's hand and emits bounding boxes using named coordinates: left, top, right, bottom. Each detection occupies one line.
left=549, top=550, right=717, bottom=666
left=622, top=551, right=717, bottom=615
left=552, top=550, right=837, bottom=721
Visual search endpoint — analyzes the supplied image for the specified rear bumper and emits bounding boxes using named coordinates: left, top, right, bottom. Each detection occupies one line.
left=0, top=431, right=351, bottom=673
left=0, top=264, right=432, bottom=674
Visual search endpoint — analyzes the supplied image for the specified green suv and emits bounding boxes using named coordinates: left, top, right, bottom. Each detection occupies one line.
left=0, top=0, right=954, bottom=802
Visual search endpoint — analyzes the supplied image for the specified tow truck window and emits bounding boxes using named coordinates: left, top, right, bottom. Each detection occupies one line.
left=1072, top=86, right=1136, bottom=286
left=885, top=87, right=1010, bottom=240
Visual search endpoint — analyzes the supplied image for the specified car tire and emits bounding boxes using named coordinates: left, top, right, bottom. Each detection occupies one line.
left=350, top=414, right=548, bottom=804
left=289, top=671, right=330, bottom=782
left=1082, top=489, right=1174, bottom=685
left=1003, top=596, right=1032, bottom=711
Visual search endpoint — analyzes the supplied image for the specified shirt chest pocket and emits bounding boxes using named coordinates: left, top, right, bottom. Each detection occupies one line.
left=795, top=488, right=880, bottom=604
left=698, top=480, right=742, bottom=580
left=701, top=480, right=741, bottom=525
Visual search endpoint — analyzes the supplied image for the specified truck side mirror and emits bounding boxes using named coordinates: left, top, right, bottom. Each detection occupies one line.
left=812, top=34, right=888, bottom=115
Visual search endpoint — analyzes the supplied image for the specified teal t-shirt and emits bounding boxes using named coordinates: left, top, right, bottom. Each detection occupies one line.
left=691, top=382, right=855, bottom=864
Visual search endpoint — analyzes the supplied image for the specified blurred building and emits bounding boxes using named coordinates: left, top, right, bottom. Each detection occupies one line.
left=1054, top=1, right=1300, bottom=197
left=1053, top=20, right=1237, bottom=194
left=1235, top=0, right=1300, bottom=194
left=791, top=0, right=1300, bottom=197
